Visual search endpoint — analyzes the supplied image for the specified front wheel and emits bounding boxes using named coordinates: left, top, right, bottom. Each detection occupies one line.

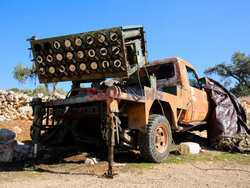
left=138, top=114, right=172, bottom=163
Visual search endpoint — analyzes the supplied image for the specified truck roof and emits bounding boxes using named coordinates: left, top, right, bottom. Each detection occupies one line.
left=145, top=57, right=196, bottom=71
left=143, top=57, right=198, bottom=77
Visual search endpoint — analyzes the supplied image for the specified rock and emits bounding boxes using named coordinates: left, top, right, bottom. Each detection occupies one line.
left=85, top=158, right=94, bottom=165
left=27, top=114, right=34, bottom=120
left=0, top=89, right=67, bottom=121
left=0, top=90, right=7, bottom=95
left=0, top=129, right=16, bottom=144
left=92, top=157, right=98, bottom=164
left=13, top=141, right=31, bottom=161
left=18, top=106, right=33, bottom=114
left=8, top=91, right=14, bottom=95
left=0, top=139, right=16, bottom=163
left=0, top=115, right=7, bottom=122
left=2, top=101, right=7, bottom=106
left=210, top=134, right=250, bottom=152
left=54, top=92, right=66, bottom=99
left=14, top=96, right=19, bottom=103
left=5, top=94, right=14, bottom=102
left=0, top=95, right=6, bottom=101
left=84, top=157, right=98, bottom=165
left=4, top=114, right=11, bottom=120
left=20, top=95, right=27, bottom=101
left=7, top=104, right=13, bottom=111
left=25, top=97, right=32, bottom=103
left=19, top=114, right=28, bottom=120
left=37, top=93, right=44, bottom=98
left=10, top=114, right=17, bottom=120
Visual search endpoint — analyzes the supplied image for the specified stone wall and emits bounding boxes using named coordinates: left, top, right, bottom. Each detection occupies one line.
left=239, top=99, right=250, bottom=124
left=0, top=90, right=65, bottom=122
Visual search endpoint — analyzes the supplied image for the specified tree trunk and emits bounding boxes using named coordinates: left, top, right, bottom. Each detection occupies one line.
left=52, top=83, right=58, bottom=96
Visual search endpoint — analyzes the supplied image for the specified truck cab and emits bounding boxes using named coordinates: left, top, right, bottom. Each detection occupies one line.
left=146, top=57, right=210, bottom=126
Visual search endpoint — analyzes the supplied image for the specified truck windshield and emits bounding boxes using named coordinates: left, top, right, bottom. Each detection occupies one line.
left=186, top=67, right=200, bottom=89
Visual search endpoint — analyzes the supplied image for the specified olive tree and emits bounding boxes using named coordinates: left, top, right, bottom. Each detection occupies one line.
left=204, top=52, right=250, bottom=97
left=13, top=62, right=58, bottom=97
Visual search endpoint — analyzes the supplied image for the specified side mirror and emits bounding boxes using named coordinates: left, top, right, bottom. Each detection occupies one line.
left=198, top=77, right=207, bottom=88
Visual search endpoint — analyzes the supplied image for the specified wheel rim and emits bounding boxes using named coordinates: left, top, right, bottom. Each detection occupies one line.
left=155, top=124, right=168, bottom=153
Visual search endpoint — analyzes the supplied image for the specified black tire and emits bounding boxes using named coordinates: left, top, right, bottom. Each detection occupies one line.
left=138, top=114, right=172, bottom=163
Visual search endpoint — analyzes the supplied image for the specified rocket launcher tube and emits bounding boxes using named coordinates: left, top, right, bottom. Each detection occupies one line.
left=29, top=25, right=147, bottom=83
left=75, top=38, right=82, bottom=46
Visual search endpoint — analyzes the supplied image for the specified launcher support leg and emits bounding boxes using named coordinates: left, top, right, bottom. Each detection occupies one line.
left=30, top=98, right=44, bottom=159
left=32, top=116, right=42, bottom=158
left=106, top=97, right=119, bottom=178
left=107, top=113, right=115, bottom=177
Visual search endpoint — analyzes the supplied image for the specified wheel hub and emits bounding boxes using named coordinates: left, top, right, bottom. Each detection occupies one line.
left=155, top=124, right=168, bottom=153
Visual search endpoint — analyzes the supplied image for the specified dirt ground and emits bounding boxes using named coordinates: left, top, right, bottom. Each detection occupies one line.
left=0, top=161, right=249, bottom=188
left=0, top=120, right=32, bottom=142
left=0, top=120, right=249, bottom=187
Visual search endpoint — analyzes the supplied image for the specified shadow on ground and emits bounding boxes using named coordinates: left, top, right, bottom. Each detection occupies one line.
left=0, top=131, right=210, bottom=172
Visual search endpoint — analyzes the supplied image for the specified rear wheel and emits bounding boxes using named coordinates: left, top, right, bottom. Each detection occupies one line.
left=138, top=114, right=172, bottom=163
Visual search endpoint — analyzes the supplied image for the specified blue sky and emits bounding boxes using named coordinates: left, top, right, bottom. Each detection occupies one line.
left=0, top=0, right=249, bottom=91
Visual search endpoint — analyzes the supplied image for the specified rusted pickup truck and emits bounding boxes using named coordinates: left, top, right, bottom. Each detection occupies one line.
left=31, top=57, right=210, bottom=169
left=29, top=26, right=211, bottom=176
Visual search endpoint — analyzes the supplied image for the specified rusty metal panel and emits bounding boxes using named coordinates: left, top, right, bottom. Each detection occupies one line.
left=190, top=87, right=210, bottom=122
left=177, top=59, right=210, bottom=124
left=128, top=103, right=146, bottom=129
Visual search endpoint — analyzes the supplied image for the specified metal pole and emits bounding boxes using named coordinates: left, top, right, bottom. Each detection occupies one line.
left=34, top=143, right=38, bottom=158
left=107, top=114, right=115, bottom=177
left=30, top=98, right=43, bottom=159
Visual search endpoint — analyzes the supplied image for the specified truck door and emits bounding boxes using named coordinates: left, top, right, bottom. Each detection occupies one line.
left=186, top=66, right=210, bottom=122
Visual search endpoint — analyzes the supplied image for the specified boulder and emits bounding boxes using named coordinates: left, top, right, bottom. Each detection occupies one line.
left=0, top=139, right=16, bottom=163
left=0, top=129, right=16, bottom=144
left=13, top=141, right=31, bottom=161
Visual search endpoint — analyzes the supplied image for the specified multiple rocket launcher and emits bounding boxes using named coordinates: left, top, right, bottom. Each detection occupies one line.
left=29, top=26, right=147, bottom=83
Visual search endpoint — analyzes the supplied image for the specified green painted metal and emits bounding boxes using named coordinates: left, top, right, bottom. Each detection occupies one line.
left=162, top=86, right=178, bottom=96
left=121, top=25, right=143, bottom=30
left=123, top=30, right=141, bottom=38
left=29, top=25, right=147, bottom=84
